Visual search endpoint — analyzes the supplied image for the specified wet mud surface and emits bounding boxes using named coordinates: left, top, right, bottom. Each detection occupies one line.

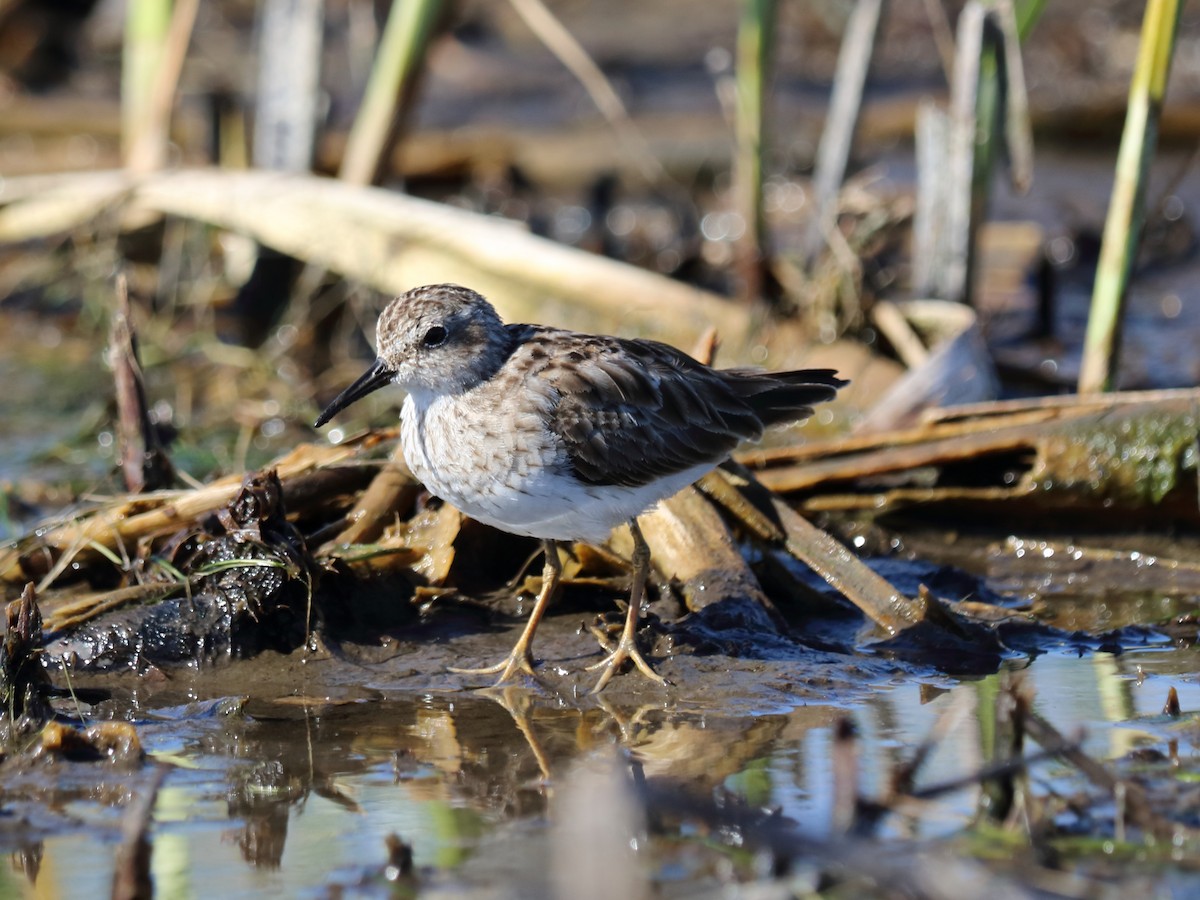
left=2, top=607, right=1197, bottom=897
left=3, top=540, right=1199, bottom=897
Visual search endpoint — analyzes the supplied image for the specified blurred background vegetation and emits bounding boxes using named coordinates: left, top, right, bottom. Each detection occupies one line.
left=0, top=0, right=1197, bottom=521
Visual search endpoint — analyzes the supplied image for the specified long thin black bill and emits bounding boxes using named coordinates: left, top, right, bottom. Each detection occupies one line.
left=314, top=358, right=395, bottom=427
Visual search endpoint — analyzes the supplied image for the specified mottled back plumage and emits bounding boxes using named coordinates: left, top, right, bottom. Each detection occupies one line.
left=528, top=327, right=842, bottom=487
left=315, top=283, right=846, bottom=542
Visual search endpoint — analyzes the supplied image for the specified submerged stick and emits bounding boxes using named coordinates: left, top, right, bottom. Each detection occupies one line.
left=699, top=467, right=922, bottom=634
left=1024, top=709, right=1184, bottom=840
left=320, top=449, right=419, bottom=550
left=111, top=764, right=170, bottom=900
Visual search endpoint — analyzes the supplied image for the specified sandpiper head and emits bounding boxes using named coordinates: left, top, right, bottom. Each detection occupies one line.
left=314, top=284, right=509, bottom=427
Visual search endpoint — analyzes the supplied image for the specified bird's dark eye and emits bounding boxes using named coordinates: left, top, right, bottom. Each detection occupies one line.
left=421, top=325, right=447, bottom=348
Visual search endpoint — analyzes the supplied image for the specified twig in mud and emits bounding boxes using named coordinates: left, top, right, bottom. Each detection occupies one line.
left=1, top=435, right=383, bottom=585
left=41, top=582, right=183, bottom=634
left=108, top=274, right=175, bottom=494
left=1, top=583, right=51, bottom=725
left=35, top=527, right=120, bottom=594
left=701, top=465, right=925, bottom=634
left=319, top=449, right=418, bottom=551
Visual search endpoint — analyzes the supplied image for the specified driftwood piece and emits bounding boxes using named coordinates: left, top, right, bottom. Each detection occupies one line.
left=318, top=448, right=419, bottom=552
left=698, top=468, right=922, bottom=635
left=0, top=169, right=748, bottom=351
left=743, top=390, right=1200, bottom=526
left=41, top=583, right=182, bottom=635
left=612, top=485, right=775, bottom=617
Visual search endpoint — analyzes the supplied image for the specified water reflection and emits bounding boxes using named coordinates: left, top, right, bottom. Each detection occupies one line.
left=2, top=644, right=1197, bottom=897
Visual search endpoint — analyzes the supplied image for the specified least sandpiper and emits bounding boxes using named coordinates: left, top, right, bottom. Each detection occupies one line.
left=315, top=284, right=845, bottom=691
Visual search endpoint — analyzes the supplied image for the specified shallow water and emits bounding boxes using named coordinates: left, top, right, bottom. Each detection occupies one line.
left=1, top=630, right=1195, bottom=899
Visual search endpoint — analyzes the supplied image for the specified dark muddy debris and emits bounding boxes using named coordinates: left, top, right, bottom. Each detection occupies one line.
left=35, top=719, right=143, bottom=766
left=4, top=412, right=1187, bottom=695
left=856, top=585, right=1005, bottom=675
left=0, top=434, right=386, bottom=587
left=0, top=582, right=51, bottom=731
left=46, top=469, right=318, bottom=671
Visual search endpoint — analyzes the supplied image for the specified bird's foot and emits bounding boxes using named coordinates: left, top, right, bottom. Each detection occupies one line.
left=585, top=628, right=670, bottom=693
left=448, top=645, right=537, bottom=686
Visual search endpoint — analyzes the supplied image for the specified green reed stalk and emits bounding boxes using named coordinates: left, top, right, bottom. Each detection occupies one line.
left=121, top=0, right=171, bottom=162
left=1078, top=0, right=1182, bottom=394
left=732, top=0, right=776, bottom=304
left=339, top=0, right=443, bottom=186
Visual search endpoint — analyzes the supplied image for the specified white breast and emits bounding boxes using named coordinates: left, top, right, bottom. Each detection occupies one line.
left=398, top=392, right=710, bottom=544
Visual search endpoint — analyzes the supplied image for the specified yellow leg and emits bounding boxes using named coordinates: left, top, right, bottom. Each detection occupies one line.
left=449, top=539, right=561, bottom=684
left=587, top=519, right=670, bottom=692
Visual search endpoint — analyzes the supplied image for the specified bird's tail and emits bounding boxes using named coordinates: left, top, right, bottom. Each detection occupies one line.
left=730, top=368, right=847, bottom=427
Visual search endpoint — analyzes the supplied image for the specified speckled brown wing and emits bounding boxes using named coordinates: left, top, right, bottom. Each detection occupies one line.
left=523, top=327, right=845, bottom=488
